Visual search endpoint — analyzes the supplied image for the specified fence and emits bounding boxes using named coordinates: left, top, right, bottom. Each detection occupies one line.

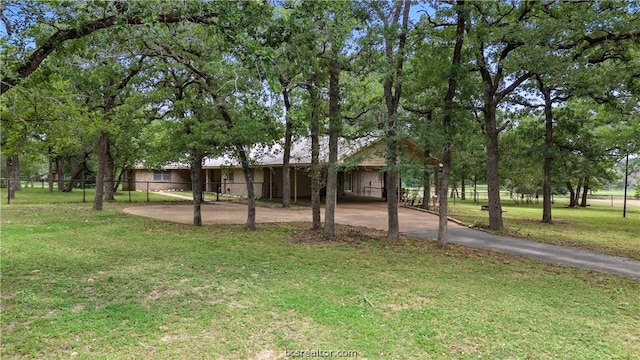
left=1, top=178, right=271, bottom=204
left=402, top=187, right=639, bottom=208
left=3, top=178, right=638, bottom=209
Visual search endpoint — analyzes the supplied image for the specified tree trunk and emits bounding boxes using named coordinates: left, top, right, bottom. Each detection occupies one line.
left=238, top=147, right=256, bottom=231
left=308, top=83, right=321, bottom=230
left=64, top=154, right=89, bottom=192
left=324, top=50, right=340, bottom=238
left=580, top=177, right=589, bottom=207
left=282, top=119, right=293, bottom=208
left=539, top=77, right=554, bottom=223
left=93, top=131, right=109, bottom=210
left=438, top=0, right=466, bottom=247
left=574, top=179, right=582, bottom=208
left=460, top=175, right=466, bottom=200
left=48, top=157, right=54, bottom=192
left=566, top=181, right=576, bottom=207
left=381, top=0, right=410, bottom=241
left=434, top=165, right=440, bottom=204
left=104, top=139, right=116, bottom=201
left=191, top=154, right=204, bottom=226
left=485, top=111, right=504, bottom=230
left=13, top=155, right=21, bottom=191
left=437, top=143, right=451, bottom=248
left=282, top=87, right=293, bottom=208
left=473, top=174, right=477, bottom=203
left=385, top=158, right=400, bottom=240
left=57, top=157, right=65, bottom=191
left=421, top=166, right=430, bottom=210
left=6, top=155, right=19, bottom=199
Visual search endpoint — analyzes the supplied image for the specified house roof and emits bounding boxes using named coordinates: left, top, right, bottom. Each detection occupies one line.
left=141, top=136, right=434, bottom=170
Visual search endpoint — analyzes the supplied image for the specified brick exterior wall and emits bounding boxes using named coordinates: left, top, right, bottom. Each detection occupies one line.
left=131, top=170, right=192, bottom=191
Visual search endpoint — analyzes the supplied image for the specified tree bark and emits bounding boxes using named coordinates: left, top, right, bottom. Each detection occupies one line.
left=93, top=131, right=109, bottom=210
left=421, top=165, right=431, bottom=210
left=437, top=143, right=451, bottom=248
left=282, top=91, right=293, bottom=208
left=460, top=175, right=466, bottom=200
left=48, top=156, right=54, bottom=193
left=574, top=179, right=582, bottom=208
left=191, top=153, right=204, bottom=226
left=104, top=140, right=116, bottom=201
left=238, top=147, right=256, bottom=231
left=566, top=181, right=576, bottom=208
left=308, top=83, right=322, bottom=230
left=57, top=158, right=65, bottom=191
left=385, top=144, right=400, bottom=240
left=6, top=155, right=19, bottom=199
left=580, top=177, right=589, bottom=207
left=538, top=76, right=554, bottom=223
left=12, top=155, right=21, bottom=191
left=481, top=111, right=504, bottom=230
left=486, top=120, right=504, bottom=230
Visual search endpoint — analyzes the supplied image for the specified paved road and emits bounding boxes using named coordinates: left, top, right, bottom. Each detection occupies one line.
left=123, top=200, right=640, bottom=280
left=405, top=228, right=640, bottom=280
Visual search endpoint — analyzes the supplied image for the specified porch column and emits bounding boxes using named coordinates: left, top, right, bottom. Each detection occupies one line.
left=294, top=167, right=297, bottom=204
left=269, top=167, right=273, bottom=200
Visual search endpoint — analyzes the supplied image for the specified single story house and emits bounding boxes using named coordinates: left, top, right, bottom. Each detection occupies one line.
left=124, top=137, right=435, bottom=201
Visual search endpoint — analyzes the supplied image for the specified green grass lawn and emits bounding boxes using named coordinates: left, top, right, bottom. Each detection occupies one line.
left=443, top=199, right=640, bottom=261
left=2, top=199, right=639, bottom=358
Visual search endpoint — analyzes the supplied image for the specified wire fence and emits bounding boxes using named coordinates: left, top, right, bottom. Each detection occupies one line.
left=400, top=187, right=639, bottom=209
left=3, top=178, right=639, bottom=209
left=0, top=177, right=271, bottom=205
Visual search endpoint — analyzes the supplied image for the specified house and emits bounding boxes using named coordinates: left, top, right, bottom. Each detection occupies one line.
left=124, top=137, right=434, bottom=201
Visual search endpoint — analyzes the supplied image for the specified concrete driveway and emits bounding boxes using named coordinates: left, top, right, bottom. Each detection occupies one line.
left=123, top=200, right=463, bottom=232
left=123, top=200, right=640, bottom=279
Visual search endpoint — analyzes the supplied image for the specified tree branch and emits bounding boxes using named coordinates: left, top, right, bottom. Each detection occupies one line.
left=1, top=4, right=222, bottom=95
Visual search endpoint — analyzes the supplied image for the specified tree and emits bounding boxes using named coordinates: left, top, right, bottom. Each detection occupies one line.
left=366, top=0, right=411, bottom=240
left=141, top=1, right=279, bottom=230
left=1, top=0, right=229, bottom=94
left=144, top=59, right=222, bottom=227
left=403, top=0, right=470, bottom=246
left=467, top=1, right=535, bottom=230
left=67, top=51, right=147, bottom=210
left=0, top=64, right=88, bottom=198
left=434, top=0, right=466, bottom=248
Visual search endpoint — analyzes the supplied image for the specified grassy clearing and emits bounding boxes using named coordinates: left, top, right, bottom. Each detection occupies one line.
left=443, top=199, right=640, bottom=261
left=2, top=199, right=640, bottom=359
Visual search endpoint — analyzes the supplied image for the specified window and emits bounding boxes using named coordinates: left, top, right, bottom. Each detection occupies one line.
left=344, top=171, right=352, bottom=192
left=153, top=171, right=171, bottom=181
left=224, top=169, right=234, bottom=183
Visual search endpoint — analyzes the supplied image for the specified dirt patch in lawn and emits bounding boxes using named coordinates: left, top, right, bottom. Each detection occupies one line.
left=287, top=223, right=394, bottom=245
